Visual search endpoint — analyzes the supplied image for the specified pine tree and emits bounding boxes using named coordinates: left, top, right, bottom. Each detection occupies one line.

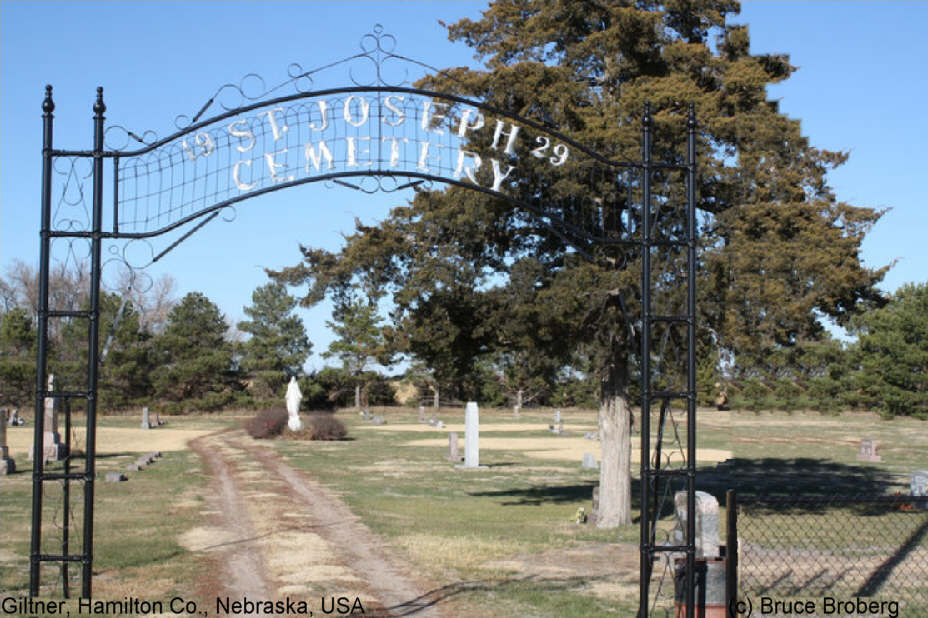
left=851, top=282, right=928, bottom=419
left=324, top=298, right=391, bottom=409
left=237, top=282, right=312, bottom=400
left=0, top=307, right=36, bottom=408
left=273, top=0, right=887, bottom=527
left=152, top=292, right=238, bottom=412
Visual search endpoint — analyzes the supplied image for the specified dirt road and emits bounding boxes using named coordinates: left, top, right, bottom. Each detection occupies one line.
left=187, top=429, right=444, bottom=617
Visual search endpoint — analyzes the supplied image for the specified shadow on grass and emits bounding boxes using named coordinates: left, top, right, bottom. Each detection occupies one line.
left=468, top=458, right=900, bottom=513
left=468, top=481, right=598, bottom=506
left=697, top=457, right=900, bottom=509
left=385, top=573, right=625, bottom=617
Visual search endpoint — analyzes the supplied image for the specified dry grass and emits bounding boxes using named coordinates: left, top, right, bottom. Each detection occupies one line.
left=4, top=425, right=213, bottom=457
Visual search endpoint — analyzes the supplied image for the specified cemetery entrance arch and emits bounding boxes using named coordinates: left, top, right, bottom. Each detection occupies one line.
left=29, top=26, right=698, bottom=617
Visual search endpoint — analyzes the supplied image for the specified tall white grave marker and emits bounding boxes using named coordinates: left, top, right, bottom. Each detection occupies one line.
left=462, top=401, right=483, bottom=468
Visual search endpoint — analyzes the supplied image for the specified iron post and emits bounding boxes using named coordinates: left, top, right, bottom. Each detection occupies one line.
left=638, top=102, right=653, bottom=617
left=685, top=102, right=698, bottom=618
left=726, top=489, right=738, bottom=616
left=82, top=86, right=106, bottom=598
left=30, top=84, right=55, bottom=598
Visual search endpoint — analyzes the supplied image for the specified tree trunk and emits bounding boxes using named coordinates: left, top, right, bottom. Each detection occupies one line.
left=354, top=382, right=361, bottom=410
left=513, top=388, right=523, bottom=417
left=432, top=384, right=440, bottom=411
left=595, top=358, right=632, bottom=528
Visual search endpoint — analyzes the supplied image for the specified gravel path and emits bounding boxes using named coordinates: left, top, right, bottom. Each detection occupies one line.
left=188, top=429, right=444, bottom=617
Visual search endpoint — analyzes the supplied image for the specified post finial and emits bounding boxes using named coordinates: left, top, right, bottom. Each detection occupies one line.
left=42, top=85, right=55, bottom=114
left=93, top=86, right=106, bottom=115
left=687, top=103, right=696, bottom=129
left=642, top=101, right=652, bottom=127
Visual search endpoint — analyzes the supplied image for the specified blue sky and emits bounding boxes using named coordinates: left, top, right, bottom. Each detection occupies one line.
left=2, top=1, right=926, bottom=370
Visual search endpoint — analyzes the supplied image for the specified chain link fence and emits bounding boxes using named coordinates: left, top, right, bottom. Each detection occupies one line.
left=737, top=495, right=928, bottom=616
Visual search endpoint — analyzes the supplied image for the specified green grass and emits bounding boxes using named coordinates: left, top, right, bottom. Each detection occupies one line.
left=2, top=405, right=925, bottom=617
left=0, top=413, right=236, bottom=617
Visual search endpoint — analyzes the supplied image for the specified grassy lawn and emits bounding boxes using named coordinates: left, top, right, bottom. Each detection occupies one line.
left=0, top=413, right=234, bottom=617
left=1, top=406, right=925, bottom=616
left=270, top=405, right=643, bottom=617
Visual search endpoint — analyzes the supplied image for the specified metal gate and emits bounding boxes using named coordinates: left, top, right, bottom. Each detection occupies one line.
left=28, top=25, right=698, bottom=616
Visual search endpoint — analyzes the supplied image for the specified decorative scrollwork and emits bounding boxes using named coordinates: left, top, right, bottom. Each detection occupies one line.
left=105, top=124, right=159, bottom=150
left=324, top=175, right=434, bottom=195
left=52, top=157, right=92, bottom=233
left=109, top=24, right=449, bottom=144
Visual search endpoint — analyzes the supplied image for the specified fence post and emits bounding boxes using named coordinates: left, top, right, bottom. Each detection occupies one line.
left=726, top=489, right=738, bottom=617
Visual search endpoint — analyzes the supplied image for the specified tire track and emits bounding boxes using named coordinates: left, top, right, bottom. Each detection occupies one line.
left=189, top=429, right=444, bottom=617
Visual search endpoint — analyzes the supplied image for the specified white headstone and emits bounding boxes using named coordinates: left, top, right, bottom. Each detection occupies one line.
left=140, top=406, right=152, bottom=429
left=581, top=453, right=598, bottom=469
left=463, top=401, right=480, bottom=468
left=912, top=470, right=928, bottom=511
left=554, top=410, right=561, bottom=424
left=285, top=376, right=303, bottom=431
left=673, top=490, right=721, bottom=559
left=30, top=374, right=65, bottom=462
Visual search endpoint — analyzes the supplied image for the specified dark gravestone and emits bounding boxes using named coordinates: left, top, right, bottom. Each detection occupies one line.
left=0, top=409, right=15, bottom=475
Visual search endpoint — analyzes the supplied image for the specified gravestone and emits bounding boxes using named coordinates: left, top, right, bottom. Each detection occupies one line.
left=428, top=414, right=438, bottom=426
left=105, top=472, right=127, bottom=483
left=590, top=486, right=600, bottom=526
left=0, top=409, right=15, bottom=475
left=140, top=406, right=152, bottom=429
left=29, top=374, right=66, bottom=462
left=418, top=405, right=425, bottom=423
left=9, top=409, right=23, bottom=426
left=912, top=470, right=928, bottom=510
left=555, top=421, right=564, bottom=435
left=581, top=453, right=598, bottom=469
left=447, top=431, right=460, bottom=462
left=554, top=410, right=561, bottom=424
left=372, top=415, right=386, bottom=425
left=435, top=420, right=444, bottom=429
left=362, top=408, right=372, bottom=421
left=857, top=438, right=881, bottom=462
left=456, top=401, right=486, bottom=469
left=673, top=490, right=721, bottom=559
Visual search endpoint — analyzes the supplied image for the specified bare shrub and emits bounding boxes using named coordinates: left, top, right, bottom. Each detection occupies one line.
left=245, top=406, right=288, bottom=439
left=307, top=413, right=347, bottom=441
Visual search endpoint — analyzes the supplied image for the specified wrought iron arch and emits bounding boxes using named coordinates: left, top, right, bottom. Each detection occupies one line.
left=29, top=25, right=699, bottom=617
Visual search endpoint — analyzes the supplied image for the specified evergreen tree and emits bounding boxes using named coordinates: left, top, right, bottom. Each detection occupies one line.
left=851, top=282, right=928, bottom=419
left=237, top=282, right=312, bottom=400
left=324, top=298, right=392, bottom=409
left=273, top=0, right=887, bottom=526
left=152, top=292, right=239, bottom=412
left=0, top=307, right=36, bottom=408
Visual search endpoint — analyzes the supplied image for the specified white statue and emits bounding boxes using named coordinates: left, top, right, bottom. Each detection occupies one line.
left=285, top=376, right=303, bottom=431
